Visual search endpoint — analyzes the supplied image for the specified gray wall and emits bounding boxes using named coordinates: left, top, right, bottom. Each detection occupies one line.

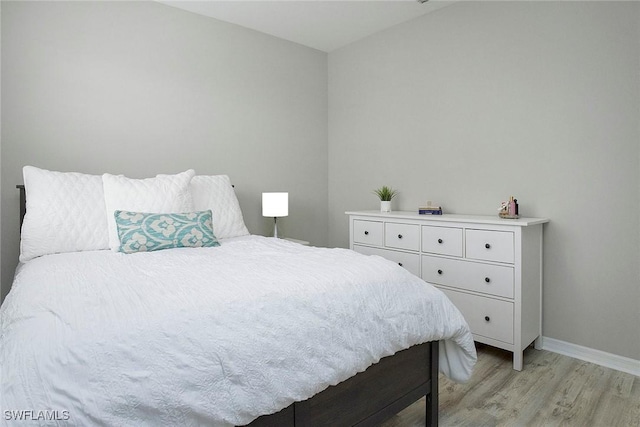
left=2, top=0, right=639, bottom=363
left=328, top=2, right=640, bottom=360
left=0, top=2, right=3, bottom=294
left=1, top=1, right=328, bottom=300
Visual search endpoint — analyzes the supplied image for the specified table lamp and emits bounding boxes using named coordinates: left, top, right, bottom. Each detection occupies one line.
left=262, top=192, right=288, bottom=238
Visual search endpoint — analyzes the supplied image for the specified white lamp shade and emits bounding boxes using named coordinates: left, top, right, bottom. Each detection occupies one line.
left=262, top=192, right=288, bottom=217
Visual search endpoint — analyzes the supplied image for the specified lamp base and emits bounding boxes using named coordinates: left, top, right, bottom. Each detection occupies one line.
left=273, top=217, right=279, bottom=238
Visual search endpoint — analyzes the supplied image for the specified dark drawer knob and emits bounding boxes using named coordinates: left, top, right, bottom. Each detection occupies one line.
left=484, top=316, right=490, bottom=322
left=437, top=269, right=443, bottom=275
left=364, top=231, right=369, bottom=235
left=398, top=234, right=403, bottom=239
left=398, top=262, right=403, bottom=267
left=485, top=277, right=491, bottom=283
left=437, top=239, right=443, bottom=244
left=485, top=243, right=491, bottom=249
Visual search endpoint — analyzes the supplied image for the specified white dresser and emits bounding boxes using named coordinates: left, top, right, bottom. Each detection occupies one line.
left=346, top=210, right=549, bottom=371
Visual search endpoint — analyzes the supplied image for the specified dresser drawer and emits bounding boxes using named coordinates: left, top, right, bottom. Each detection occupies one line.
left=353, top=245, right=420, bottom=277
left=466, top=229, right=514, bottom=263
left=385, top=223, right=420, bottom=251
left=421, top=226, right=463, bottom=257
left=353, top=220, right=384, bottom=247
left=439, top=288, right=514, bottom=344
left=422, top=256, right=514, bottom=299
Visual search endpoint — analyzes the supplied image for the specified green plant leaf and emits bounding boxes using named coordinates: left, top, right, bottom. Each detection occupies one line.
left=373, top=186, right=398, bottom=201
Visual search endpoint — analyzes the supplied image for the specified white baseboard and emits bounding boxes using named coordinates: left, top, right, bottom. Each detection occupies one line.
left=541, top=336, right=640, bottom=377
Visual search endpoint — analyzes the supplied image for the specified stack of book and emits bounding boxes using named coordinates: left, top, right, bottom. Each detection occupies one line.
left=418, top=203, right=442, bottom=215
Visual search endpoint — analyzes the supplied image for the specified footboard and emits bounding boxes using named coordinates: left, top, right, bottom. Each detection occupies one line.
left=247, top=341, right=439, bottom=427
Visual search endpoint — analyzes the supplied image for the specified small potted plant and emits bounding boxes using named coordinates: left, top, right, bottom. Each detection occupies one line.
left=373, top=186, right=398, bottom=212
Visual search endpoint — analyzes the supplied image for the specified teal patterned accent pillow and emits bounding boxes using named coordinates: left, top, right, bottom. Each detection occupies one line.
left=114, top=210, right=220, bottom=253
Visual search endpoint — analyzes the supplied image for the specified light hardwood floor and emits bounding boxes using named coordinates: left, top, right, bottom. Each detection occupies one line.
left=382, top=344, right=640, bottom=427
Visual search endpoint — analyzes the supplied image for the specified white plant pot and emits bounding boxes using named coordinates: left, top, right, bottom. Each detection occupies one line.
left=380, top=201, right=392, bottom=212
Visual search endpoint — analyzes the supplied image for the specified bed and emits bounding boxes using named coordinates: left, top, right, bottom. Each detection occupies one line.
left=0, top=167, right=476, bottom=426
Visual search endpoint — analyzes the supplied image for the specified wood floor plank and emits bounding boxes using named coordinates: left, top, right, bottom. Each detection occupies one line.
left=551, top=362, right=611, bottom=425
left=485, top=351, right=570, bottom=425
left=381, top=343, right=640, bottom=427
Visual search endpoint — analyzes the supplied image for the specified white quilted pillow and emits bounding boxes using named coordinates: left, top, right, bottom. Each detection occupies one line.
left=20, top=166, right=110, bottom=262
left=103, top=170, right=196, bottom=251
left=190, top=175, right=249, bottom=239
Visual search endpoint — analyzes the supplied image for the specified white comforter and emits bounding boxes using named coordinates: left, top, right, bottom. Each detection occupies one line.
left=0, top=236, right=476, bottom=426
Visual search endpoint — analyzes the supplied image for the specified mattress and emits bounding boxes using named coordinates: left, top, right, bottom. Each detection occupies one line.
left=0, top=235, right=476, bottom=426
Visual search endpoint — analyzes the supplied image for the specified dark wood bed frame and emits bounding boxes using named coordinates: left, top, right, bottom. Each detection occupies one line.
left=16, top=184, right=439, bottom=427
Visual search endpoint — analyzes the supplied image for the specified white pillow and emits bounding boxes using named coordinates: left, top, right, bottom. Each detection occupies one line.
left=20, top=166, right=110, bottom=262
left=102, top=170, right=196, bottom=251
left=190, top=175, right=249, bottom=239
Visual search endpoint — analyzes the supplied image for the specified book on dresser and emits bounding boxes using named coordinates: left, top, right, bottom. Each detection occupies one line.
left=346, top=210, right=549, bottom=371
left=418, top=208, right=443, bottom=215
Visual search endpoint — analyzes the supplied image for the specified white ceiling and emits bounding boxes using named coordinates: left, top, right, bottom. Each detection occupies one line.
left=158, top=1, right=455, bottom=52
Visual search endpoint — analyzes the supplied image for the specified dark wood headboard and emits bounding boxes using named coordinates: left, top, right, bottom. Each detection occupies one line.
left=17, top=185, right=26, bottom=228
